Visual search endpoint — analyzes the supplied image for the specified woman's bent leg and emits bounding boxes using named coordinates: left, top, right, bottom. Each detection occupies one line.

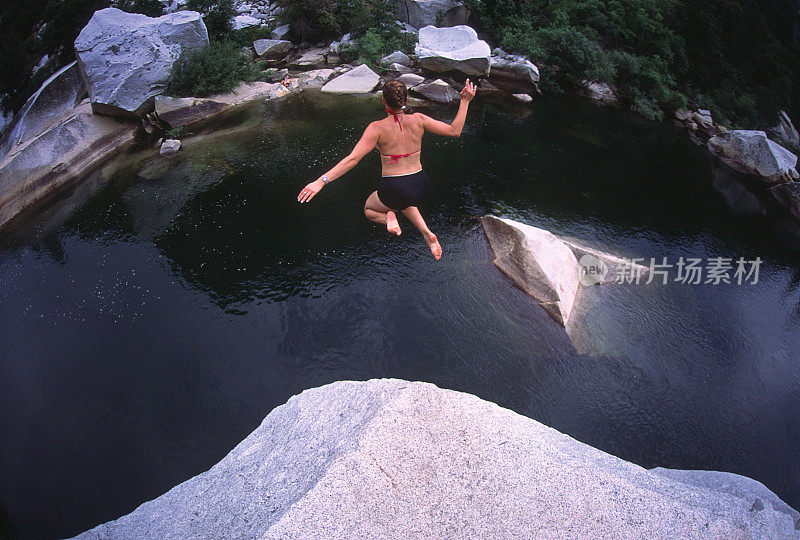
left=364, top=191, right=401, bottom=235
left=401, top=206, right=442, bottom=260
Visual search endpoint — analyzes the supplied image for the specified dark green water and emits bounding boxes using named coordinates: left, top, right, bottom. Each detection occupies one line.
left=2, top=92, right=800, bottom=538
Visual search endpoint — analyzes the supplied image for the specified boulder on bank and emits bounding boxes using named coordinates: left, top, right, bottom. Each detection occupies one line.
left=0, top=101, right=137, bottom=232
left=74, top=379, right=799, bottom=539
left=708, top=130, right=799, bottom=183
left=488, top=49, right=540, bottom=94
left=0, top=61, right=86, bottom=160
left=321, top=65, right=380, bottom=94
left=770, top=181, right=800, bottom=220
left=74, top=8, right=209, bottom=118
left=396, top=0, right=469, bottom=29
left=270, top=24, right=290, bottom=40
left=770, top=110, right=800, bottom=153
left=396, top=73, right=425, bottom=88
left=253, top=39, right=292, bottom=59
left=415, top=78, right=460, bottom=103
left=415, top=25, right=490, bottom=77
left=381, top=50, right=412, bottom=66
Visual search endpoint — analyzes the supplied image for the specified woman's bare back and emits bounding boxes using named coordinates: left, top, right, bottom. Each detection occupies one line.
left=374, top=113, right=425, bottom=175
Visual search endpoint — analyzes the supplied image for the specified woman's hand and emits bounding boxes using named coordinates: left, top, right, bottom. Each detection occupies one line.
left=460, top=78, right=476, bottom=102
left=297, top=179, right=325, bottom=203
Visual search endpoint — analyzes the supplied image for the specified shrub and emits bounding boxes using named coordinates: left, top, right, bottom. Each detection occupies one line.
left=187, top=0, right=234, bottom=40
left=274, top=0, right=401, bottom=43
left=464, top=0, right=799, bottom=126
left=342, top=28, right=416, bottom=69
left=167, top=41, right=256, bottom=97
left=115, top=0, right=163, bottom=17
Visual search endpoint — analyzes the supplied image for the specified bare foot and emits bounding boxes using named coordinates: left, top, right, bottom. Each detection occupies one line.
left=425, top=232, right=442, bottom=260
left=386, top=211, right=401, bottom=235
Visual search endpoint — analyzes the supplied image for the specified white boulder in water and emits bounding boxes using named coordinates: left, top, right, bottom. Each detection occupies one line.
left=708, top=129, right=799, bottom=183
left=415, top=78, right=459, bottom=103
left=73, top=379, right=799, bottom=538
left=481, top=215, right=581, bottom=326
left=321, top=65, right=380, bottom=94
left=74, top=8, right=209, bottom=118
left=415, top=25, right=490, bottom=77
left=481, top=215, right=648, bottom=327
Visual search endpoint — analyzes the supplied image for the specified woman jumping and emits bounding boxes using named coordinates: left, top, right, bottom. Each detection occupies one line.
left=297, top=78, right=477, bottom=260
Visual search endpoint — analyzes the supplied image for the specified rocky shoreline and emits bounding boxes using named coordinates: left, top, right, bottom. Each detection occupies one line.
left=1, top=6, right=799, bottom=240
left=73, top=379, right=800, bottom=538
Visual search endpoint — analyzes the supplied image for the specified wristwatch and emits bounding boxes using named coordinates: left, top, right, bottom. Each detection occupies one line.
left=321, top=175, right=329, bottom=184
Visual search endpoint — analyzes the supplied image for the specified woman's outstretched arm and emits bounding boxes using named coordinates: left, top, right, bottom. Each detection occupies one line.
left=419, top=78, right=476, bottom=137
left=297, top=123, right=380, bottom=203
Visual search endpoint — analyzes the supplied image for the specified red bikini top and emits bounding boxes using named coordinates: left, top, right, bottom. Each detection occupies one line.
left=381, top=107, right=420, bottom=164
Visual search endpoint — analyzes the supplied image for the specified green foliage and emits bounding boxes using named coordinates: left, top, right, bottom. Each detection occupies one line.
left=188, top=0, right=234, bottom=40
left=115, top=0, right=163, bottom=16
left=343, top=28, right=416, bottom=69
left=465, top=0, right=799, bottom=125
left=225, top=25, right=275, bottom=47
left=274, top=0, right=402, bottom=43
left=167, top=41, right=257, bottom=97
left=164, top=126, right=185, bottom=139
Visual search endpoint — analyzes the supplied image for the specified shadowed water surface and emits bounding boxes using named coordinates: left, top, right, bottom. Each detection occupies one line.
left=2, top=93, right=799, bottom=538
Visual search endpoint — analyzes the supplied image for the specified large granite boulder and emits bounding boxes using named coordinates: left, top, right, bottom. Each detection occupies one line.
left=74, top=8, right=209, bottom=118
left=488, top=48, right=540, bottom=94
left=74, top=379, right=799, bottom=538
left=396, top=0, right=469, bottom=29
left=0, top=61, right=85, bottom=160
left=708, top=130, right=799, bottom=183
left=415, top=25, right=490, bottom=77
left=321, top=65, right=380, bottom=94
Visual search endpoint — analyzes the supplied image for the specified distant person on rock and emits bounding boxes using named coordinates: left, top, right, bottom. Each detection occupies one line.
left=297, top=78, right=477, bottom=260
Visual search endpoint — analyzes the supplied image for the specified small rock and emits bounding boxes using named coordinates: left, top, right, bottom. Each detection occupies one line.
left=271, top=24, right=290, bottom=40
left=232, top=15, right=261, bottom=30
left=321, top=64, right=380, bottom=94
left=513, top=93, right=532, bottom=103
left=253, top=39, right=292, bottom=59
left=381, top=51, right=412, bottom=66
left=397, top=73, right=425, bottom=88
left=160, top=139, right=181, bottom=155
left=416, top=78, right=460, bottom=103
left=262, top=68, right=288, bottom=83
left=674, top=109, right=692, bottom=121
left=387, top=63, right=413, bottom=74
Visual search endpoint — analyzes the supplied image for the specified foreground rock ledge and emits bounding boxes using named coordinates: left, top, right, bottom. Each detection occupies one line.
left=75, top=379, right=798, bottom=538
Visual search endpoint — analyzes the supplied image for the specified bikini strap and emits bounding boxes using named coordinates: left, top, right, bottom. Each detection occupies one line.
left=385, top=108, right=403, bottom=132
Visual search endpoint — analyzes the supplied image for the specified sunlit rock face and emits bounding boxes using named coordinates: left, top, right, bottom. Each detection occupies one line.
left=74, top=379, right=799, bottom=539
left=415, top=25, right=490, bottom=77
